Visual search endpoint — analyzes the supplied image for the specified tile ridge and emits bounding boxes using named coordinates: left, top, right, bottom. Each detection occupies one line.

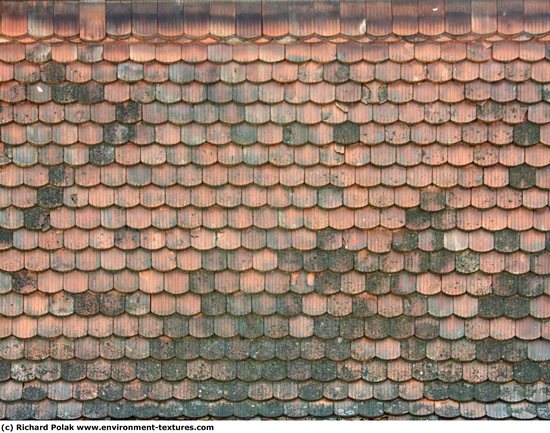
left=0, top=1, right=548, bottom=41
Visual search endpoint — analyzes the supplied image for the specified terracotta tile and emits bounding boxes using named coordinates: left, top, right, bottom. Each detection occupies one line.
left=180, top=1, right=208, bottom=37
left=522, top=189, right=548, bottom=210
left=543, top=322, right=550, bottom=341
left=14, top=62, right=41, bottom=85
left=338, top=43, right=364, bottom=66
left=130, top=2, right=157, bottom=37
left=79, top=1, right=105, bottom=41
left=25, top=44, right=52, bottom=68
left=0, top=45, right=26, bottom=69
left=532, top=207, right=550, bottom=232
left=486, top=159, right=509, bottom=188
left=492, top=41, right=519, bottom=62
left=468, top=230, right=494, bottom=252
left=524, top=0, right=550, bottom=34
left=415, top=0, right=443, bottom=35
left=154, top=123, right=180, bottom=146
left=496, top=0, right=524, bottom=35
left=491, top=81, right=517, bottom=103
left=0, top=65, right=14, bottom=87
left=463, top=123, right=488, bottom=144
left=531, top=60, right=549, bottom=83
left=412, top=43, right=437, bottom=65
left=335, top=2, right=362, bottom=36
left=451, top=294, right=478, bottom=318
left=364, top=0, right=391, bottom=36
left=0, top=81, right=26, bottom=103
left=507, top=208, right=533, bottom=231
left=452, top=62, right=478, bottom=84
left=208, top=1, right=235, bottom=37
left=143, top=63, right=169, bottom=84
left=427, top=62, right=453, bottom=83
left=527, top=103, right=550, bottom=125
left=253, top=42, right=283, bottom=65
left=504, top=251, right=530, bottom=275
left=389, top=1, right=417, bottom=36
left=157, top=1, right=184, bottom=37
left=441, top=82, right=466, bottom=104
left=488, top=317, right=515, bottom=340
left=503, top=61, right=530, bottom=85
left=526, top=145, right=550, bottom=171
left=66, top=62, right=92, bottom=84
left=240, top=67, right=268, bottom=90
left=530, top=295, right=550, bottom=318
left=388, top=43, right=414, bottom=65
left=408, top=124, right=434, bottom=145
left=52, top=1, right=79, bottom=37
left=37, top=315, right=64, bottom=338
left=283, top=0, right=312, bottom=37
left=515, top=317, right=541, bottom=340
left=464, top=81, right=490, bottom=104
left=86, top=66, right=114, bottom=89
left=498, top=188, right=524, bottom=210
left=1, top=1, right=27, bottom=37
left=376, top=338, right=400, bottom=360
left=104, top=82, right=130, bottom=103
left=375, top=61, right=401, bottom=83
left=466, top=1, right=495, bottom=33
left=76, top=45, right=102, bottom=65
left=130, top=43, right=155, bottom=63
left=51, top=123, right=76, bottom=146
left=104, top=1, right=130, bottom=36
left=440, top=316, right=465, bottom=340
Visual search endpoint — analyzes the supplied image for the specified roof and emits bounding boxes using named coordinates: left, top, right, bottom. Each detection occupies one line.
left=0, top=0, right=549, bottom=420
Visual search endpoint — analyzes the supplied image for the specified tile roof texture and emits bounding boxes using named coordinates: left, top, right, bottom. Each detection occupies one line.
left=0, top=0, right=549, bottom=420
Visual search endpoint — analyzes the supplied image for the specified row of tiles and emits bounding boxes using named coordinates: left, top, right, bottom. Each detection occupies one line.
left=0, top=0, right=548, bottom=36
left=0, top=0, right=548, bottom=39
left=7, top=150, right=550, bottom=184
left=2, top=41, right=550, bottom=65
left=1, top=205, right=549, bottom=232
left=3, top=144, right=549, bottom=168
left=0, top=348, right=549, bottom=381
left=0, top=286, right=550, bottom=318
left=2, top=185, right=550, bottom=213
left=0, top=397, right=549, bottom=420
left=1, top=377, right=549, bottom=404
left=0, top=99, right=550, bottom=128
left=2, top=85, right=550, bottom=116
left=2, top=89, right=550, bottom=119
left=0, top=249, right=547, bottom=275
left=2, top=89, right=550, bottom=120
left=1, top=156, right=549, bottom=187
left=2, top=226, right=549, bottom=252
left=0, top=313, right=549, bottom=343
left=1, top=184, right=548, bottom=208
left=0, top=123, right=547, bottom=149
left=2, top=269, right=547, bottom=296
left=3, top=59, right=550, bottom=85
left=1, top=338, right=548, bottom=371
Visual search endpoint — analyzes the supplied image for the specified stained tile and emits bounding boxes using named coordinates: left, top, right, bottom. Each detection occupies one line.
left=79, top=1, right=105, bottom=42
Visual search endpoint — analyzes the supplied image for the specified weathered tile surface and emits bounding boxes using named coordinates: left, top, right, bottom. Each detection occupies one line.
left=0, top=0, right=549, bottom=420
